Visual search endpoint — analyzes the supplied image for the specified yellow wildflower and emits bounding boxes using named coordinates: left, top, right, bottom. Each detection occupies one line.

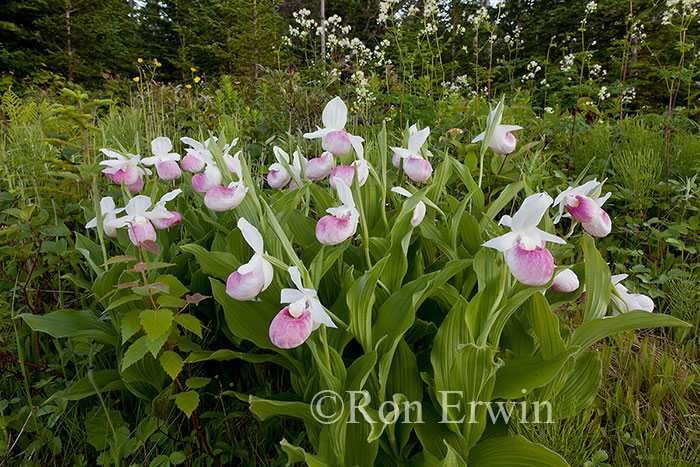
left=185, top=84, right=192, bottom=89
left=190, top=67, right=196, bottom=72
left=137, top=58, right=143, bottom=63
left=234, top=80, right=241, bottom=84
left=133, top=77, right=140, bottom=83
left=194, top=76, right=201, bottom=83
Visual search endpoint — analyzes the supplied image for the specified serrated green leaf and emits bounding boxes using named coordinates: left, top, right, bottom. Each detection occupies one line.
left=173, top=314, right=203, bottom=338
left=159, top=351, right=183, bottom=380
left=174, top=391, right=199, bottom=418
left=121, top=335, right=149, bottom=370
left=121, top=309, right=142, bottom=343
left=185, top=377, right=211, bottom=389
left=157, top=275, right=189, bottom=298
left=139, top=309, right=174, bottom=340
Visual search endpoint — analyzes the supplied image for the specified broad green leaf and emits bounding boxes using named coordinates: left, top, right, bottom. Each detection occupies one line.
left=157, top=274, right=189, bottom=298
left=173, top=313, right=203, bottom=338
left=572, top=310, right=690, bottom=349
left=121, top=309, right=141, bottom=343
left=181, top=244, right=237, bottom=281
left=347, top=256, right=388, bottom=351
left=491, top=349, right=576, bottom=400
left=468, top=434, right=569, bottom=466
left=243, top=394, right=318, bottom=426
left=520, top=293, right=566, bottom=359
left=159, top=350, right=183, bottom=380
left=581, top=234, right=611, bottom=323
left=551, top=351, right=602, bottom=418
left=139, top=309, right=174, bottom=341
left=174, top=391, right=199, bottom=418
left=345, top=351, right=377, bottom=392
left=46, top=370, right=125, bottom=402
left=121, top=335, right=150, bottom=370
left=185, top=377, right=211, bottom=389
left=19, top=309, right=117, bottom=347
left=279, top=439, right=332, bottom=467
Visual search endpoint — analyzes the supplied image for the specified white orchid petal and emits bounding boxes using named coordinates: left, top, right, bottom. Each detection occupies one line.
left=310, top=298, right=336, bottom=328
left=322, top=97, right=348, bottom=130
left=408, top=127, right=430, bottom=153
left=391, top=186, right=412, bottom=198
left=238, top=217, right=265, bottom=254
left=510, top=193, right=553, bottom=232
left=280, top=288, right=305, bottom=305
left=333, top=178, right=355, bottom=210
left=482, top=231, right=519, bottom=252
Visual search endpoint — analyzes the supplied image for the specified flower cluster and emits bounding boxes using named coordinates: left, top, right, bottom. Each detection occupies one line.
left=522, top=60, right=541, bottom=82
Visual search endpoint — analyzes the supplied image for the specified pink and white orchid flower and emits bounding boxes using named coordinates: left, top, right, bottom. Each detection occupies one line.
left=550, top=268, right=580, bottom=293
left=328, top=155, right=369, bottom=189
left=391, top=186, right=426, bottom=227
left=203, top=152, right=249, bottom=211
left=180, top=136, right=216, bottom=173
left=316, top=178, right=360, bottom=245
left=151, top=189, right=182, bottom=229
left=483, top=193, right=566, bottom=286
left=610, top=274, right=654, bottom=315
left=226, top=218, right=274, bottom=301
left=111, top=195, right=174, bottom=246
left=553, top=179, right=612, bottom=238
left=303, top=97, right=364, bottom=158
left=305, top=151, right=335, bottom=181
left=192, top=163, right=223, bottom=193
left=267, top=146, right=304, bottom=190
left=85, top=197, right=124, bottom=238
left=99, top=149, right=150, bottom=193
left=471, top=108, right=523, bottom=154
left=141, top=137, right=182, bottom=180
left=268, top=267, right=336, bottom=349
left=391, top=125, right=433, bottom=183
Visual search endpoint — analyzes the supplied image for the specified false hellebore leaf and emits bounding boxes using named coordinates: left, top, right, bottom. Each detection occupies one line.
left=225, top=218, right=274, bottom=301
left=483, top=193, right=566, bottom=286
left=268, top=267, right=335, bottom=349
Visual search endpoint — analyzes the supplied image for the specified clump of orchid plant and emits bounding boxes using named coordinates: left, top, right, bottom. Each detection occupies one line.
left=268, top=267, right=335, bottom=349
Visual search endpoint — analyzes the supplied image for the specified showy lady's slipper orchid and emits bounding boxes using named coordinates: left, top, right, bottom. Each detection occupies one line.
left=268, top=267, right=336, bottom=349
left=141, top=137, right=182, bottom=180
left=553, top=179, right=612, bottom=237
left=550, top=268, right=580, bottom=293
left=391, top=187, right=426, bottom=227
left=85, top=197, right=124, bottom=238
left=192, top=163, right=223, bottom=193
left=390, top=125, right=433, bottom=183
left=328, top=155, right=369, bottom=189
left=316, top=178, right=359, bottom=245
left=303, top=97, right=364, bottom=157
left=226, top=218, right=273, bottom=301
left=99, top=149, right=150, bottom=194
left=180, top=136, right=215, bottom=173
left=471, top=106, right=523, bottom=154
left=610, top=274, right=654, bottom=315
left=203, top=152, right=249, bottom=211
left=268, top=146, right=304, bottom=190
left=151, top=189, right=182, bottom=229
left=483, top=193, right=566, bottom=286
left=111, top=195, right=174, bottom=246
left=305, top=151, right=335, bottom=181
